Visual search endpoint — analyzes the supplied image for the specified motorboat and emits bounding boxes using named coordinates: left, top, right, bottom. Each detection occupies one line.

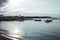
left=45, top=19, right=52, bottom=23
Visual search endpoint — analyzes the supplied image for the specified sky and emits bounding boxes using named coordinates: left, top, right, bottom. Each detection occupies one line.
left=0, top=0, right=60, bottom=16
left=0, top=0, right=7, bottom=7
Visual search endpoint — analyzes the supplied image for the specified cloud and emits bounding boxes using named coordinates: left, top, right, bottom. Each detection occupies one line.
left=0, top=0, right=8, bottom=7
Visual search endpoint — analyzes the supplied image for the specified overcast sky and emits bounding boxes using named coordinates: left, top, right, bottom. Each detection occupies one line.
left=0, top=0, right=60, bottom=16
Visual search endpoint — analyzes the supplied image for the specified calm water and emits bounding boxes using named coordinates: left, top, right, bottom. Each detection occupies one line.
left=0, top=20, right=60, bottom=40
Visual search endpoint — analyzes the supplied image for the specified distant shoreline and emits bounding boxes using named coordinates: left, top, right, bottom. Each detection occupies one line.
left=0, top=15, right=57, bottom=21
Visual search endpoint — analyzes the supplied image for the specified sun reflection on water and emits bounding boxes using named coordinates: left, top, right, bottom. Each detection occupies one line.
left=0, top=21, right=24, bottom=40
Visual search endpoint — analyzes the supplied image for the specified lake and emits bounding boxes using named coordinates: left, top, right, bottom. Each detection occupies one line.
left=0, top=20, right=60, bottom=40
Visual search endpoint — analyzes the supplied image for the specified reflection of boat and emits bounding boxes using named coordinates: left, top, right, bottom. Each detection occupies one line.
left=34, top=20, right=42, bottom=21
left=45, top=19, right=52, bottom=23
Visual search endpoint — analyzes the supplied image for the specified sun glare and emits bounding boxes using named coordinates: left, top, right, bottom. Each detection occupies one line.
left=8, top=0, right=25, bottom=7
left=5, top=0, right=26, bottom=11
left=5, top=0, right=30, bottom=12
left=9, top=0, right=25, bottom=4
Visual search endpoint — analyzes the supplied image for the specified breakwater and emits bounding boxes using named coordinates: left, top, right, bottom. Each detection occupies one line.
left=0, top=15, right=57, bottom=21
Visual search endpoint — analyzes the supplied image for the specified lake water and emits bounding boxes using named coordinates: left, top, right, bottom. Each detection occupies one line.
left=0, top=20, right=60, bottom=40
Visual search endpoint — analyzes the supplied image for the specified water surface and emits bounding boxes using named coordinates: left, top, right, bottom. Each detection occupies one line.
left=0, top=20, right=60, bottom=40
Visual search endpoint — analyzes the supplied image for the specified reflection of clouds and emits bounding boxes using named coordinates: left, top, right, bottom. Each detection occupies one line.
left=0, top=21, right=24, bottom=40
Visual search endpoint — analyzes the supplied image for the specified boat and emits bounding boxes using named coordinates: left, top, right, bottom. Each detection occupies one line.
left=45, top=19, right=52, bottom=23
left=34, top=20, right=42, bottom=21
